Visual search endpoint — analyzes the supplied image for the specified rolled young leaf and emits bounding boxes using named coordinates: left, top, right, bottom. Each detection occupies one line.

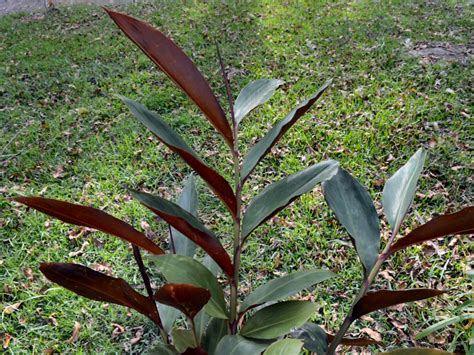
left=241, top=80, right=332, bottom=181
left=131, top=190, right=233, bottom=277
left=241, top=160, right=338, bottom=239
left=40, top=263, right=161, bottom=325
left=151, top=254, right=228, bottom=319
left=120, top=96, right=236, bottom=217
left=234, top=79, right=284, bottom=125
left=154, top=283, right=210, bottom=320
left=240, top=300, right=317, bottom=339
left=263, top=339, right=303, bottom=355
left=105, top=9, right=233, bottom=147
left=353, top=289, right=446, bottom=319
left=382, top=148, right=427, bottom=234
left=172, top=175, right=199, bottom=257
left=241, top=269, right=335, bottom=311
left=215, top=335, right=272, bottom=355
left=13, top=196, right=164, bottom=255
left=322, top=168, right=380, bottom=274
left=389, top=207, right=474, bottom=254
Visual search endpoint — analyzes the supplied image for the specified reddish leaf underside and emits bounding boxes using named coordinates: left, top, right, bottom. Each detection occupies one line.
left=40, top=263, right=161, bottom=325
left=389, top=207, right=474, bottom=254
left=182, top=348, right=208, bottom=355
left=105, top=9, right=233, bottom=148
left=353, top=289, right=446, bottom=319
left=154, top=283, right=210, bottom=319
left=13, top=197, right=164, bottom=255
left=145, top=205, right=234, bottom=278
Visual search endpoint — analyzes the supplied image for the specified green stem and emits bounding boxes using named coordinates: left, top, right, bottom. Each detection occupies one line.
left=190, top=317, right=200, bottom=348
left=326, top=228, right=400, bottom=354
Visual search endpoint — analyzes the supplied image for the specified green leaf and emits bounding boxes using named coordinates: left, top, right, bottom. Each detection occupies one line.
left=263, top=339, right=303, bottom=355
left=377, top=348, right=454, bottom=354
left=322, top=168, right=380, bottom=274
left=291, top=323, right=327, bottom=354
left=382, top=148, right=427, bottom=234
left=171, top=328, right=196, bottom=353
left=172, top=175, right=199, bottom=257
left=235, top=79, right=284, bottom=124
left=240, top=301, right=317, bottom=339
left=147, top=344, right=179, bottom=355
left=131, top=190, right=233, bottom=277
left=416, top=315, right=474, bottom=340
left=215, top=335, right=272, bottom=355
left=119, top=96, right=237, bottom=217
left=241, top=80, right=331, bottom=180
left=158, top=302, right=181, bottom=333
left=241, top=269, right=335, bottom=311
left=151, top=254, right=228, bottom=319
left=202, top=254, right=220, bottom=277
left=202, top=318, right=228, bottom=355
left=194, top=310, right=209, bottom=342
left=241, top=160, right=338, bottom=239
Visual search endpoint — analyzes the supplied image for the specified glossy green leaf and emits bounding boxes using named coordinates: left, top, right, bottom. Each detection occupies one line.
left=241, top=80, right=331, bottom=180
left=172, top=175, right=199, bottom=257
left=147, top=344, right=179, bottom=355
left=291, top=323, right=327, bottom=354
left=202, top=318, right=228, bottom=355
left=416, top=314, right=474, bottom=340
left=120, top=96, right=237, bottom=217
left=242, top=160, right=338, bottom=239
left=241, top=269, right=335, bottom=311
left=157, top=302, right=181, bottom=334
left=171, top=328, right=196, bottom=353
left=215, top=335, right=271, bottom=355
left=264, top=339, right=303, bottom=355
left=378, top=349, right=454, bottom=354
left=194, top=310, right=209, bottom=342
left=383, top=148, right=427, bottom=233
left=322, top=168, right=380, bottom=274
left=202, top=254, right=220, bottom=277
left=235, top=79, right=284, bottom=124
left=131, top=190, right=233, bottom=277
left=240, top=301, right=317, bottom=339
left=151, top=254, right=228, bottom=319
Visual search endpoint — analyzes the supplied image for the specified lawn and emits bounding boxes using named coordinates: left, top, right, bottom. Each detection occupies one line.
left=1, top=0, right=472, bottom=353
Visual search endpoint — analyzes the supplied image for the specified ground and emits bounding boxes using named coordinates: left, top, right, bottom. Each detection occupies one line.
left=0, top=0, right=473, bottom=353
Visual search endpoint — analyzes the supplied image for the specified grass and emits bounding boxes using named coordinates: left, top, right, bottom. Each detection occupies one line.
left=1, top=0, right=472, bottom=353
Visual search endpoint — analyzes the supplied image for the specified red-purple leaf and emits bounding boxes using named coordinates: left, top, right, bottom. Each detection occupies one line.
left=13, top=197, right=164, bottom=255
left=105, top=9, right=233, bottom=148
left=182, top=348, right=208, bottom=355
left=40, top=263, right=161, bottom=325
left=389, top=207, right=474, bottom=254
left=353, top=289, right=446, bottom=319
left=130, top=190, right=234, bottom=278
left=154, top=283, right=210, bottom=320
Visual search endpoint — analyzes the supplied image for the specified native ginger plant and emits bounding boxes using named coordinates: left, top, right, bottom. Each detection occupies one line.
left=12, top=9, right=474, bottom=354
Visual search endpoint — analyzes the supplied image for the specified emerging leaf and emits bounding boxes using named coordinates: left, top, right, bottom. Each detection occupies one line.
left=151, top=254, right=228, bottom=319
left=241, top=80, right=332, bottom=181
left=389, top=207, right=474, bottom=254
left=13, top=197, right=164, bottom=255
left=105, top=9, right=233, bottom=147
left=214, top=335, right=272, bottom=355
left=241, top=269, right=335, bottom=311
left=263, top=339, right=303, bottom=355
left=39, top=263, right=160, bottom=325
left=234, top=79, right=284, bottom=124
left=240, top=300, right=317, bottom=339
left=154, top=283, right=210, bottom=320
left=241, top=160, right=339, bottom=239
left=120, top=97, right=236, bottom=217
left=382, top=148, right=427, bottom=234
left=353, top=289, right=446, bottom=319
left=131, top=190, right=233, bottom=277
left=322, top=168, right=380, bottom=274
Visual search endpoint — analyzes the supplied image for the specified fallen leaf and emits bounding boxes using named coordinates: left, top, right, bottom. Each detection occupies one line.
left=68, top=241, right=89, bottom=257
left=4, top=303, right=21, bottom=314
left=2, top=333, right=12, bottom=349
left=90, top=263, right=113, bottom=276
left=111, top=323, right=125, bottom=339
left=52, top=166, right=64, bottom=179
left=130, top=327, right=144, bottom=345
left=67, top=321, right=81, bottom=343
left=23, top=268, right=34, bottom=281
left=360, top=327, right=382, bottom=342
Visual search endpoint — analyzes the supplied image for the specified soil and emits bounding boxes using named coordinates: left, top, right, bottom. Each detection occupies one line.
left=409, top=41, right=473, bottom=65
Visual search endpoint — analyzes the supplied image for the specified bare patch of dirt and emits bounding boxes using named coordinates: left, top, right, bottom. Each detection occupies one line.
left=408, top=42, right=473, bottom=65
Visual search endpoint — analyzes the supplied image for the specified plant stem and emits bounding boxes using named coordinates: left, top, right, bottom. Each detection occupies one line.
left=132, top=245, right=169, bottom=344
left=326, top=229, right=400, bottom=354
left=190, top=318, right=200, bottom=347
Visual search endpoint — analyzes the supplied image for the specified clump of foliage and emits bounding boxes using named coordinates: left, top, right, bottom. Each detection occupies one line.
left=12, top=9, right=473, bottom=354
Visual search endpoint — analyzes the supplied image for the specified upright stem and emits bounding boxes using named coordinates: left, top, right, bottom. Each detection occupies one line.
left=132, top=245, right=169, bottom=344
left=190, top=318, right=199, bottom=347
left=326, top=229, right=400, bottom=354
left=216, top=42, right=242, bottom=333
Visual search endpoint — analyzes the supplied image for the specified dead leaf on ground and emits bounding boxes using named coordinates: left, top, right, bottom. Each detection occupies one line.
left=90, top=263, right=113, bottom=276
left=4, top=302, right=21, bottom=315
left=23, top=268, right=34, bottom=281
left=130, top=327, right=144, bottom=345
left=360, top=327, right=382, bottom=342
left=2, top=333, right=12, bottom=349
left=68, top=241, right=89, bottom=257
left=111, top=323, right=125, bottom=339
left=67, top=321, right=81, bottom=343
left=52, top=165, right=64, bottom=179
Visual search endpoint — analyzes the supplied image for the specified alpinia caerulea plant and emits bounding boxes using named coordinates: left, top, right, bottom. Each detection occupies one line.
left=12, top=9, right=473, bottom=355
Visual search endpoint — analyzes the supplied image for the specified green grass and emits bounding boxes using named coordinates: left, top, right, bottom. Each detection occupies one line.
left=1, top=0, right=472, bottom=353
